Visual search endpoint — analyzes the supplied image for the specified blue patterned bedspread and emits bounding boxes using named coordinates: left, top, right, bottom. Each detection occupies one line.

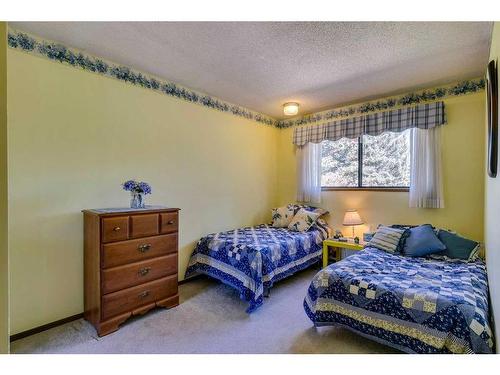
left=186, top=224, right=328, bottom=312
left=304, top=247, right=494, bottom=353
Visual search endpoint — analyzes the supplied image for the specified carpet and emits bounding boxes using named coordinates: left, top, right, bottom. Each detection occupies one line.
left=11, top=267, right=398, bottom=354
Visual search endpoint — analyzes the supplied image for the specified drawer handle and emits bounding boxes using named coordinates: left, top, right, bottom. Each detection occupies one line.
left=167, top=220, right=175, bottom=225
left=138, top=244, right=152, bottom=253
left=138, top=267, right=151, bottom=276
left=113, top=226, right=121, bottom=231
left=138, top=291, right=150, bottom=299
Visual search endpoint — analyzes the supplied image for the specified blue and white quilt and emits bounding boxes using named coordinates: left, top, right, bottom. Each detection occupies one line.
left=304, top=247, right=494, bottom=354
left=186, top=223, right=329, bottom=312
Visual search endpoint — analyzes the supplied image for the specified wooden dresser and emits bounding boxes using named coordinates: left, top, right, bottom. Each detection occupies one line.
left=82, top=206, right=180, bottom=336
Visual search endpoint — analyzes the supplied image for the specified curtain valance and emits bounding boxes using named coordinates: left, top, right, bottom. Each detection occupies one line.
left=292, top=101, right=446, bottom=146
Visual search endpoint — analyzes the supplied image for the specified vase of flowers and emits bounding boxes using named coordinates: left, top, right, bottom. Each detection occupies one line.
left=122, top=180, right=152, bottom=209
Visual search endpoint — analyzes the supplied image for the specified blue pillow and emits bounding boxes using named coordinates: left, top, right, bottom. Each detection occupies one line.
left=403, top=224, right=446, bottom=257
left=390, top=224, right=417, bottom=252
left=437, top=230, right=480, bottom=261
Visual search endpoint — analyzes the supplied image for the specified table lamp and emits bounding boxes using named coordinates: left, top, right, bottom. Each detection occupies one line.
left=343, top=209, right=363, bottom=238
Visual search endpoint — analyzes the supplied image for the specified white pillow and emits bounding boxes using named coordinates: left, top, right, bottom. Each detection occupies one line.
left=271, top=205, right=296, bottom=228
left=292, top=204, right=329, bottom=217
left=288, top=208, right=321, bottom=232
left=369, top=225, right=406, bottom=253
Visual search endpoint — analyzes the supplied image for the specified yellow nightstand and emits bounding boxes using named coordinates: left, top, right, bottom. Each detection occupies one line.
left=322, top=239, right=365, bottom=268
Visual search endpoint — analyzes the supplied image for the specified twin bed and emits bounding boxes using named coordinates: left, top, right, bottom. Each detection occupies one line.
left=186, top=222, right=494, bottom=354
left=186, top=222, right=330, bottom=312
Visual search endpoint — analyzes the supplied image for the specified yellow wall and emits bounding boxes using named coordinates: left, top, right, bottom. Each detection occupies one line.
left=0, top=23, right=9, bottom=353
left=486, top=21, right=500, bottom=351
left=277, top=93, right=486, bottom=243
left=7, top=48, right=279, bottom=334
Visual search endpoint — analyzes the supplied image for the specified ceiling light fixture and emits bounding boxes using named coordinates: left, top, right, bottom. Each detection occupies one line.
left=283, top=102, right=299, bottom=116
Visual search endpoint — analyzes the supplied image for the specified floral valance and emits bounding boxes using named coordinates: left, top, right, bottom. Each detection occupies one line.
left=292, top=101, right=446, bottom=146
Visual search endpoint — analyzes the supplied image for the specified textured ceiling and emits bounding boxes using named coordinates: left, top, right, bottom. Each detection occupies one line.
left=10, top=22, right=493, bottom=119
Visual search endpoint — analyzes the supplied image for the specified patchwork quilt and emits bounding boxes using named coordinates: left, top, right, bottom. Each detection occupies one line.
left=304, top=247, right=494, bottom=354
left=186, top=223, right=329, bottom=312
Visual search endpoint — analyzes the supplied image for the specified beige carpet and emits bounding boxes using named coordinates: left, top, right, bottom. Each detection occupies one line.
left=11, top=268, right=399, bottom=354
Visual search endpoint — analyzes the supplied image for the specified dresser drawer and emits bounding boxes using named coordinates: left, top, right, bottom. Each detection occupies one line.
left=101, top=275, right=178, bottom=320
left=160, top=212, right=178, bottom=234
left=102, top=254, right=178, bottom=294
left=130, top=213, right=159, bottom=238
left=102, top=233, right=177, bottom=268
left=102, top=216, right=129, bottom=243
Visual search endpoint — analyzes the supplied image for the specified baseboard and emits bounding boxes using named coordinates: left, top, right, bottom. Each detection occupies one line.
left=178, top=273, right=205, bottom=285
left=10, top=313, right=84, bottom=342
left=9, top=275, right=203, bottom=342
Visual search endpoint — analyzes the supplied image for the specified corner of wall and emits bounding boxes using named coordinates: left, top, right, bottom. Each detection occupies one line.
left=0, top=21, right=10, bottom=354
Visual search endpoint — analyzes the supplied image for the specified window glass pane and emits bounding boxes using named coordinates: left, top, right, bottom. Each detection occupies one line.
left=321, top=138, right=359, bottom=187
left=362, top=130, right=411, bottom=187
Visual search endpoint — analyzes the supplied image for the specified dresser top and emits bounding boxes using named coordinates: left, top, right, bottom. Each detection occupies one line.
left=82, top=205, right=179, bottom=215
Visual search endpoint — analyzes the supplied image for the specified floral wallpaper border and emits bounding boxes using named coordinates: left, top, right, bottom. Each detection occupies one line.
left=275, top=78, right=485, bottom=128
left=7, top=30, right=276, bottom=127
left=8, top=29, right=485, bottom=130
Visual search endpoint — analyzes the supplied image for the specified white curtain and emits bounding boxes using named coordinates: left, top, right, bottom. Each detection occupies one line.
left=409, top=127, right=444, bottom=208
left=296, top=142, right=322, bottom=203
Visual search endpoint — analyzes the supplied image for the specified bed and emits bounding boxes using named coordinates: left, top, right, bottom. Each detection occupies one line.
left=304, top=246, right=494, bottom=354
left=186, top=222, right=330, bottom=312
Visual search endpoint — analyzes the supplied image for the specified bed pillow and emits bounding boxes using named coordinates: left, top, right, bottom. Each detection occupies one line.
left=389, top=224, right=417, bottom=249
left=437, top=229, right=480, bottom=261
left=403, top=224, right=446, bottom=257
left=271, top=205, right=296, bottom=228
left=310, top=217, right=333, bottom=238
left=292, top=204, right=328, bottom=217
left=369, top=225, right=407, bottom=253
left=288, top=208, right=321, bottom=232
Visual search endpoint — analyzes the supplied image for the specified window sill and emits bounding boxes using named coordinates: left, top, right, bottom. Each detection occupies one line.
left=321, top=187, right=409, bottom=192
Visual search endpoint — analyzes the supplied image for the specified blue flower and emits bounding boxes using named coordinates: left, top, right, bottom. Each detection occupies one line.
left=162, top=83, right=177, bottom=95
left=122, top=180, right=152, bottom=194
left=137, top=182, right=152, bottom=195
left=95, top=59, right=108, bottom=73
left=16, top=33, right=36, bottom=51
left=122, top=180, right=137, bottom=192
left=41, top=43, right=69, bottom=63
left=8, top=34, right=18, bottom=48
left=111, top=66, right=133, bottom=82
left=150, top=79, right=160, bottom=90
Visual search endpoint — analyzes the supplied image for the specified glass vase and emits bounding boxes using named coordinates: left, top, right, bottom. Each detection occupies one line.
left=130, top=192, right=145, bottom=209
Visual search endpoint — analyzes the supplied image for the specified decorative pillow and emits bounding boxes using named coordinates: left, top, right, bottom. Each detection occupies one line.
left=292, top=204, right=328, bottom=217
left=389, top=224, right=417, bottom=250
left=288, top=208, right=321, bottom=232
left=271, top=205, right=296, bottom=228
left=311, top=217, right=333, bottom=238
left=437, top=229, right=480, bottom=261
left=390, top=224, right=418, bottom=230
left=403, top=224, right=446, bottom=257
left=369, top=225, right=407, bottom=253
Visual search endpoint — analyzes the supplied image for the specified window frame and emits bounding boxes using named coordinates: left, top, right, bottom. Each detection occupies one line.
left=321, top=135, right=410, bottom=192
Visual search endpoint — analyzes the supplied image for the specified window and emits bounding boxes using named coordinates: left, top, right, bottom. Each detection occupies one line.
left=321, top=129, right=411, bottom=189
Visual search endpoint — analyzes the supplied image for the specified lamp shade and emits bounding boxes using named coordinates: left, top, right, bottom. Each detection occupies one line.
left=343, top=210, right=363, bottom=226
